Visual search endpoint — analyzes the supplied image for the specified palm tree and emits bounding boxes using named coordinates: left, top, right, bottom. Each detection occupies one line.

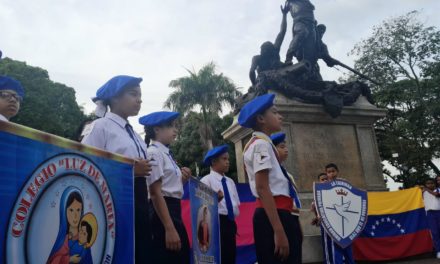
left=164, top=62, right=241, bottom=150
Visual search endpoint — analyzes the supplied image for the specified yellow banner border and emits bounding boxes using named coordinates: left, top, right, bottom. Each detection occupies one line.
left=0, top=121, right=134, bottom=165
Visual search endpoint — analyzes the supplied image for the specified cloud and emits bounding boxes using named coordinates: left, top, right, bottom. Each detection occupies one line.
left=1, top=0, right=439, bottom=132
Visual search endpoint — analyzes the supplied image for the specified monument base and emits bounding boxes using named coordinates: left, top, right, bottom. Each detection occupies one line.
left=223, top=91, right=387, bottom=262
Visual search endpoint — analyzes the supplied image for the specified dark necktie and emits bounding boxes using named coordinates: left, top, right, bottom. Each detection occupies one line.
left=280, top=165, right=302, bottom=208
left=221, top=177, right=235, bottom=220
left=125, top=123, right=146, bottom=159
left=165, top=150, right=179, bottom=176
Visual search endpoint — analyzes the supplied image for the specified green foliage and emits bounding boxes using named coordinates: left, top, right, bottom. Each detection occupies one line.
left=0, top=58, right=87, bottom=139
left=171, top=112, right=238, bottom=181
left=165, top=62, right=242, bottom=150
left=351, top=11, right=440, bottom=86
left=350, top=11, right=440, bottom=187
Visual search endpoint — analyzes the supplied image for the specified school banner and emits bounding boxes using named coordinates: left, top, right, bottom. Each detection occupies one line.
left=182, top=183, right=256, bottom=264
left=189, top=178, right=220, bottom=264
left=0, top=121, right=134, bottom=264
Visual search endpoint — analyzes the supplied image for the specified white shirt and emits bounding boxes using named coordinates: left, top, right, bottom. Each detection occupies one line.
left=200, top=170, right=240, bottom=217
left=243, top=132, right=290, bottom=198
left=81, top=112, right=147, bottom=160
left=423, top=189, right=440, bottom=211
left=0, top=114, right=8, bottom=122
left=147, top=140, right=183, bottom=199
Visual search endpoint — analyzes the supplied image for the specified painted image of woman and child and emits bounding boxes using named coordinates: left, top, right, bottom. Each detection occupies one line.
left=197, top=206, right=211, bottom=253
left=47, top=186, right=98, bottom=264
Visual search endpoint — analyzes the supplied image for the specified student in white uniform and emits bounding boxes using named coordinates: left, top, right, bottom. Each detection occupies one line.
left=139, top=111, right=191, bottom=264
left=270, top=132, right=302, bottom=252
left=423, top=178, right=440, bottom=259
left=239, top=93, right=301, bottom=264
left=81, top=75, right=152, bottom=263
left=200, top=144, right=240, bottom=264
left=270, top=132, right=302, bottom=213
left=0, top=76, right=24, bottom=122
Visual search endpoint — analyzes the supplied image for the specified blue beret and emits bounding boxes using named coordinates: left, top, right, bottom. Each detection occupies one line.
left=270, top=132, right=286, bottom=146
left=238, top=93, right=275, bottom=128
left=95, top=75, right=142, bottom=101
left=203, top=145, right=229, bottom=166
left=139, top=111, right=180, bottom=126
left=0, top=76, right=25, bottom=98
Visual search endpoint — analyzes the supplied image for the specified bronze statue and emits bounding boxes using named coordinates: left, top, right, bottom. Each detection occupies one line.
left=315, top=24, right=337, bottom=68
left=249, top=2, right=290, bottom=86
left=285, top=0, right=317, bottom=65
left=237, top=0, right=378, bottom=118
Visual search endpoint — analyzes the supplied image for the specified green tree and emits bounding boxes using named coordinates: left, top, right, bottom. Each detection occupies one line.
left=0, top=58, right=87, bottom=139
left=171, top=112, right=238, bottom=181
left=165, top=62, right=241, bottom=150
left=350, top=11, right=440, bottom=187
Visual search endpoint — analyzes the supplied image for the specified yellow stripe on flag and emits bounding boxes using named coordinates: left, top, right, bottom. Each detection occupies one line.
left=367, top=187, right=424, bottom=215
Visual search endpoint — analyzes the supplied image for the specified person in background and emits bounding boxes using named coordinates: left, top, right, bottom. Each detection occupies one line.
left=201, top=144, right=240, bottom=264
left=321, top=163, right=355, bottom=264
left=423, top=178, right=440, bottom=259
left=435, top=175, right=440, bottom=191
left=270, top=132, right=303, bottom=249
left=75, top=118, right=96, bottom=142
left=0, top=76, right=24, bottom=122
left=311, top=172, right=328, bottom=226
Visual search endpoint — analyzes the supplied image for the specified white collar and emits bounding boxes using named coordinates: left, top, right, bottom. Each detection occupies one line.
left=0, top=114, right=8, bottom=122
left=210, top=169, right=226, bottom=181
left=252, top=131, right=272, bottom=142
left=151, top=140, right=170, bottom=154
left=252, top=131, right=278, bottom=150
left=105, top=112, right=128, bottom=128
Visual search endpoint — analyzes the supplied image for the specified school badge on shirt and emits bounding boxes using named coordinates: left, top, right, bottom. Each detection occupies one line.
left=314, top=179, right=368, bottom=248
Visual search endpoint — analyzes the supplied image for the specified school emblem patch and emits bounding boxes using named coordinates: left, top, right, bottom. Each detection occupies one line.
left=314, top=179, right=368, bottom=248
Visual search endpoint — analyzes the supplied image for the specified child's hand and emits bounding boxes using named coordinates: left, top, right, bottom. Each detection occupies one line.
left=165, top=227, right=181, bottom=252
left=181, top=167, right=191, bottom=182
left=217, top=190, right=224, bottom=202
left=311, top=216, right=322, bottom=226
left=70, top=255, right=81, bottom=264
left=274, top=229, right=289, bottom=261
left=134, top=159, right=152, bottom=177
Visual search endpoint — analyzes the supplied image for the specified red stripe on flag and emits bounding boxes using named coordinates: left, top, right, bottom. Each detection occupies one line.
left=181, top=200, right=257, bottom=247
left=181, top=200, right=193, bottom=247
left=353, top=229, right=433, bottom=261
left=236, top=202, right=256, bottom=246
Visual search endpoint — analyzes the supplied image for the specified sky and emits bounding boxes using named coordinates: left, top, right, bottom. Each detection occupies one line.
left=1, top=0, right=439, bottom=189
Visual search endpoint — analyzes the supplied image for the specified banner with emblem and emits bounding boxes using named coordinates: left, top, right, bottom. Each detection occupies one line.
left=314, top=179, right=368, bottom=248
left=188, top=178, right=220, bottom=264
left=0, top=121, right=134, bottom=264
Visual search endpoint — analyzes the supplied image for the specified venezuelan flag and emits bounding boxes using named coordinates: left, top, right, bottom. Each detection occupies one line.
left=353, top=187, right=433, bottom=261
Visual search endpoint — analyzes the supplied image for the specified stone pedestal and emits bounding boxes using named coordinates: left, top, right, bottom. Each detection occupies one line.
left=222, top=91, right=387, bottom=263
